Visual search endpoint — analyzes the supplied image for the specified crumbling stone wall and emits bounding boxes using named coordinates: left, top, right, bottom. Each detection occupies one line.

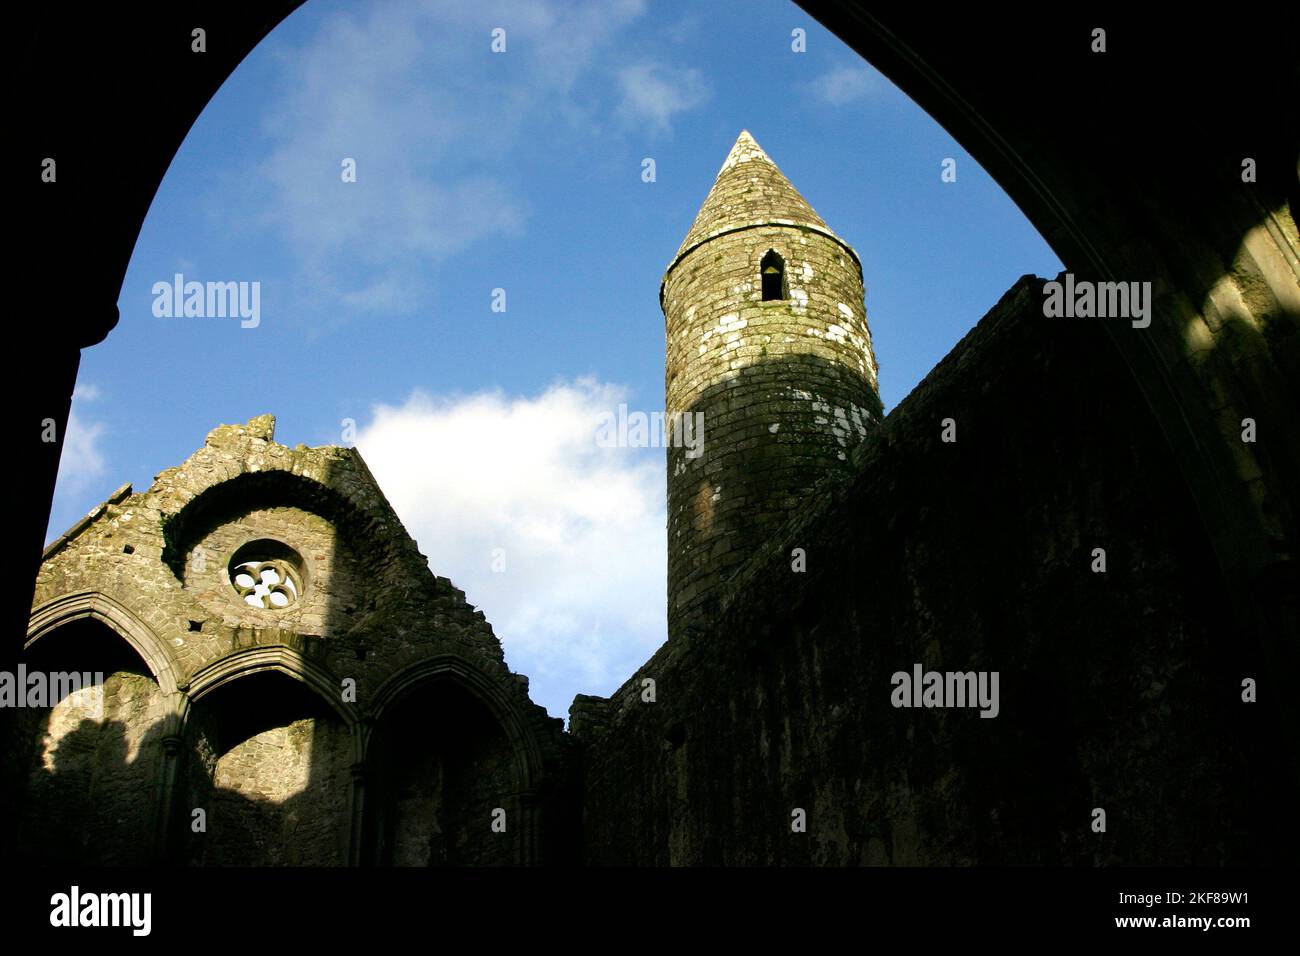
left=576, top=276, right=1296, bottom=865
left=183, top=505, right=364, bottom=642
left=203, top=718, right=352, bottom=866
left=15, top=414, right=569, bottom=865
left=172, top=673, right=355, bottom=866
left=371, top=682, right=524, bottom=866
left=11, top=619, right=168, bottom=865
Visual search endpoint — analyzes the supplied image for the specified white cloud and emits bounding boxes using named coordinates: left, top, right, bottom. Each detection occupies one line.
left=55, top=384, right=108, bottom=497
left=239, top=0, right=650, bottom=321
left=616, top=61, right=708, bottom=132
left=354, top=378, right=666, bottom=718
left=806, top=63, right=885, bottom=106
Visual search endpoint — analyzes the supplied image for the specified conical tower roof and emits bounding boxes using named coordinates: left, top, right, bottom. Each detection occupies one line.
left=667, top=130, right=853, bottom=272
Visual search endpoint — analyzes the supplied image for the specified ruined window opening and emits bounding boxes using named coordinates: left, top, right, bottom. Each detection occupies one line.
left=227, top=539, right=304, bottom=610
left=761, top=249, right=787, bottom=301
left=232, top=559, right=299, bottom=608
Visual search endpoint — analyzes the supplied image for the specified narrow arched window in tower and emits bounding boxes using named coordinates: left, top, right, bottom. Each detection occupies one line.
left=760, top=250, right=787, bottom=301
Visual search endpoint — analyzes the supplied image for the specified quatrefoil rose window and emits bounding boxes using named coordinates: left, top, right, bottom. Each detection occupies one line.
left=232, top=559, right=299, bottom=609
left=226, top=540, right=305, bottom=611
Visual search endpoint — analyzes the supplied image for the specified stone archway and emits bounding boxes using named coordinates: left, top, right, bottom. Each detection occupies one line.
left=363, top=658, right=547, bottom=866
left=27, top=591, right=180, bottom=697
left=9, top=612, right=171, bottom=865
left=176, top=664, right=358, bottom=866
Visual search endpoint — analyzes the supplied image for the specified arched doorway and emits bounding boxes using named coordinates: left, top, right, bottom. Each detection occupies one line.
left=9, top=616, right=168, bottom=865
left=178, top=671, right=354, bottom=866
left=367, top=677, right=527, bottom=866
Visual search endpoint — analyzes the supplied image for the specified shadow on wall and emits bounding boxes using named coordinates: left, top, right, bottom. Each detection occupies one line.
left=365, top=679, right=520, bottom=867
left=174, top=672, right=353, bottom=866
left=9, top=619, right=168, bottom=866
left=7, top=441, right=539, bottom=866
left=9, top=626, right=529, bottom=867
left=669, top=351, right=880, bottom=637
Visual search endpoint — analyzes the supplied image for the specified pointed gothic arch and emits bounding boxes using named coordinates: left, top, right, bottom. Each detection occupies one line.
left=26, top=590, right=179, bottom=696
left=363, top=656, right=548, bottom=865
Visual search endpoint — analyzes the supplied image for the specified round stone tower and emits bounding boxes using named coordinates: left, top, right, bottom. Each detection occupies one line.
left=661, top=130, right=882, bottom=639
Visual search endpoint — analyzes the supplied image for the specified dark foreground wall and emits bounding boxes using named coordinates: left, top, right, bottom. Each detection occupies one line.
left=575, top=275, right=1296, bottom=865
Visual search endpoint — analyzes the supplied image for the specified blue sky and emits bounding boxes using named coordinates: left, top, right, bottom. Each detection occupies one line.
left=52, top=0, right=1062, bottom=720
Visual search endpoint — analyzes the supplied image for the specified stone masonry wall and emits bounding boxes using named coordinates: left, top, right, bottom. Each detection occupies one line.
left=577, top=275, right=1297, bottom=865
left=14, top=414, right=570, bottom=865
left=15, top=670, right=168, bottom=865
left=183, top=506, right=364, bottom=642
left=374, top=684, right=524, bottom=866
left=202, top=713, right=353, bottom=866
